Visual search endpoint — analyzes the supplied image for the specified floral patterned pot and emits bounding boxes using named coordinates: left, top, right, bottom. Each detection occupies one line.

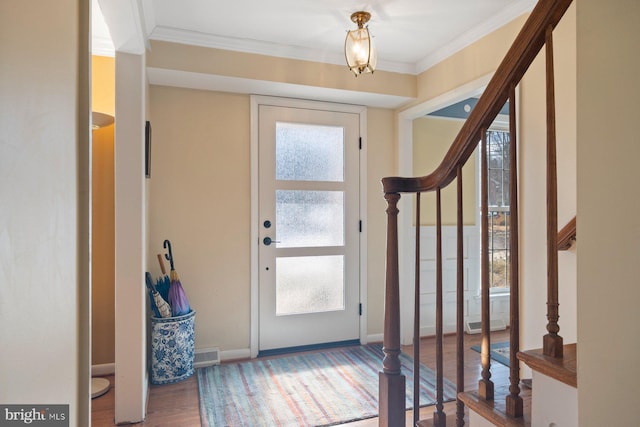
left=151, top=310, right=196, bottom=385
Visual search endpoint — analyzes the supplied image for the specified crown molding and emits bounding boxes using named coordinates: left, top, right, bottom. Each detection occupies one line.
left=416, top=0, right=537, bottom=74
left=92, top=35, right=115, bottom=57
left=140, top=0, right=156, bottom=40
left=98, top=0, right=146, bottom=54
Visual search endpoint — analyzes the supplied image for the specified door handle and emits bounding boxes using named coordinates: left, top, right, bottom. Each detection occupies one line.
left=263, top=237, right=280, bottom=246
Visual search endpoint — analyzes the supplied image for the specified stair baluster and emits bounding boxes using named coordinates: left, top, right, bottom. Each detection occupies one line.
left=456, top=167, right=465, bottom=427
left=413, top=193, right=421, bottom=427
left=478, top=129, right=494, bottom=401
left=506, top=84, right=524, bottom=417
left=433, top=188, right=446, bottom=426
left=543, top=25, right=564, bottom=359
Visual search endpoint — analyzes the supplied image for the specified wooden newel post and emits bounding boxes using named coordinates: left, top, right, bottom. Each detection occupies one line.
left=379, top=192, right=405, bottom=427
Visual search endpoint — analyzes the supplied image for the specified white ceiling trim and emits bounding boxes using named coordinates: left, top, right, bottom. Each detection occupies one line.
left=91, top=0, right=115, bottom=56
left=92, top=36, right=116, bottom=57
left=146, top=67, right=414, bottom=109
left=140, top=0, right=156, bottom=40
left=148, top=26, right=416, bottom=75
left=97, top=0, right=147, bottom=54
left=416, top=0, right=537, bottom=73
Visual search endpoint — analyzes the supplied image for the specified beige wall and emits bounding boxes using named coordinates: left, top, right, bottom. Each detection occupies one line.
left=92, top=123, right=115, bottom=365
left=0, top=0, right=91, bottom=424
left=148, top=40, right=416, bottom=100
left=91, top=55, right=116, bottom=365
left=366, top=108, right=396, bottom=336
left=577, top=0, right=640, bottom=423
left=149, top=87, right=252, bottom=351
left=413, top=117, right=476, bottom=226
left=92, top=55, right=115, bottom=116
left=413, top=15, right=527, bottom=107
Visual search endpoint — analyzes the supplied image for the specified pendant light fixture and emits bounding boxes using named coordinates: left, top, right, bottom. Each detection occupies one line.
left=92, top=111, right=114, bottom=130
left=344, top=11, right=377, bottom=76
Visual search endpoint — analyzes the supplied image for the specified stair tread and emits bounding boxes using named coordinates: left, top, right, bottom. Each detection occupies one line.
left=517, top=343, right=577, bottom=388
left=458, top=388, right=531, bottom=427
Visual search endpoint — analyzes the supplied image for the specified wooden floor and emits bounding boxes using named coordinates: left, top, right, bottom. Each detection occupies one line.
left=91, top=329, right=528, bottom=426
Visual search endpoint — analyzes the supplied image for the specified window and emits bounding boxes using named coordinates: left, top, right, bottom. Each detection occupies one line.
left=486, top=129, right=510, bottom=291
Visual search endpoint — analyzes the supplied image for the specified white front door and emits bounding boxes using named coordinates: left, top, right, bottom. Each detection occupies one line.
left=257, top=104, right=360, bottom=353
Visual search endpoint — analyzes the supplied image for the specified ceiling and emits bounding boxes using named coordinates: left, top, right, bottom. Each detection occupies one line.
left=93, top=0, right=535, bottom=75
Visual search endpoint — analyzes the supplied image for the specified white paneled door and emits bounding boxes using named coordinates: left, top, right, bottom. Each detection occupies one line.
left=258, top=104, right=360, bottom=353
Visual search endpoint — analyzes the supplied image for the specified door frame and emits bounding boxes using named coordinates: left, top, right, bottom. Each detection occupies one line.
left=250, top=95, right=368, bottom=358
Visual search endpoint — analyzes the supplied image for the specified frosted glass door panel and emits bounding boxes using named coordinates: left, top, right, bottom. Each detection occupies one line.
left=276, top=122, right=344, bottom=182
left=276, top=190, right=344, bottom=248
left=276, top=255, right=345, bottom=315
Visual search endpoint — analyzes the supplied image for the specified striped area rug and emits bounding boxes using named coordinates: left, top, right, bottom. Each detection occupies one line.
left=471, top=341, right=510, bottom=367
left=197, top=344, right=456, bottom=426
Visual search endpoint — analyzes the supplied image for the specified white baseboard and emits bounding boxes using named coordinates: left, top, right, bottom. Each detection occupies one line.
left=92, top=363, right=115, bottom=376
left=465, top=318, right=507, bottom=334
left=220, top=348, right=251, bottom=362
left=367, top=333, right=383, bottom=343
left=218, top=340, right=384, bottom=362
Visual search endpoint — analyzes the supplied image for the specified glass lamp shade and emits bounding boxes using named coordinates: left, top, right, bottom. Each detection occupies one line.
left=91, top=111, right=114, bottom=130
left=344, top=27, right=377, bottom=75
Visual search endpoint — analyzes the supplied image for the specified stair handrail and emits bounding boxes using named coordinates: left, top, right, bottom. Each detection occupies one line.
left=382, top=0, right=573, bottom=196
left=558, top=216, right=577, bottom=250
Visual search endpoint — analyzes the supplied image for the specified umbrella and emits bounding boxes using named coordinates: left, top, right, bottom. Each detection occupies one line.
left=146, top=271, right=172, bottom=318
left=164, top=239, right=191, bottom=316
left=145, top=272, right=162, bottom=317
left=155, top=254, right=171, bottom=303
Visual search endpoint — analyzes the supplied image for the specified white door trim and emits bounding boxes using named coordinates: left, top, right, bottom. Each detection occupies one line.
left=250, top=95, right=368, bottom=358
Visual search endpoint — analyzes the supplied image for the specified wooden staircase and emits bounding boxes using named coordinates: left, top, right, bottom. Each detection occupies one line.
left=459, top=221, right=577, bottom=426
left=458, top=390, right=530, bottom=427
left=378, top=0, right=576, bottom=426
left=456, top=344, right=577, bottom=427
left=519, top=343, right=577, bottom=389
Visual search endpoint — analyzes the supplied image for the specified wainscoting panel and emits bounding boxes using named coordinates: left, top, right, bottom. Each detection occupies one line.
left=414, top=226, right=510, bottom=336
